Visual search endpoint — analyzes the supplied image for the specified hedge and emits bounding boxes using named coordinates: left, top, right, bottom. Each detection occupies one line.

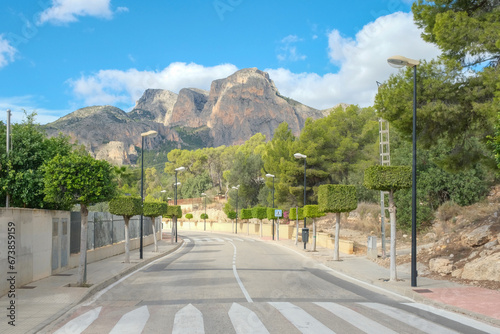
left=143, top=202, right=167, bottom=218
left=252, top=207, right=267, bottom=220
left=200, top=213, right=209, bottom=220
left=109, top=196, right=142, bottom=217
left=165, top=205, right=182, bottom=218
left=240, top=208, right=253, bottom=220
left=266, top=207, right=278, bottom=220
left=289, top=207, right=304, bottom=220
left=364, top=165, right=412, bottom=191
left=227, top=211, right=237, bottom=219
left=304, top=205, right=324, bottom=218
left=318, top=184, right=358, bottom=213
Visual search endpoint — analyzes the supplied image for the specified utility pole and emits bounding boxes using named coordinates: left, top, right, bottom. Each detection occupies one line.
left=6, top=109, right=11, bottom=208
left=379, top=118, right=390, bottom=257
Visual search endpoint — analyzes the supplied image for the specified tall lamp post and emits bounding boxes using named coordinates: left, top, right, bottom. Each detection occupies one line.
left=140, top=130, right=158, bottom=259
left=173, top=164, right=184, bottom=243
left=387, top=55, right=419, bottom=287
left=294, top=153, right=307, bottom=228
left=232, top=185, right=239, bottom=234
left=201, top=192, right=207, bottom=231
left=266, top=174, right=275, bottom=240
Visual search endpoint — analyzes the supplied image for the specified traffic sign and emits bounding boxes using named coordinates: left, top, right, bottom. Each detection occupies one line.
left=275, top=209, right=282, bottom=218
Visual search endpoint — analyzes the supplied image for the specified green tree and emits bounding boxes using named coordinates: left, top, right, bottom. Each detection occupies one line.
left=44, top=152, right=117, bottom=285
left=304, top=205, right=325, bottom=252
left=364, top=166, right=411, bottom=281
left=143, top=201, right=167, bottom=252
left=185, top=213, right=193, bottom=221
left=109, top=196, right=142, bottom=262
left=252, top=206, right=267, bottom=237
left=318, top=184, right=358, bottom=261
left=0, top=112, right=73, bottom=208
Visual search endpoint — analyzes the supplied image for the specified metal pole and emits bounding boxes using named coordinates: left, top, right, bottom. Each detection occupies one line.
left=204, top=195, right=206, bottom=231
left=235, top=192, right=238, bottom=234
left=6, top=109, right=11, bottom=208
left=140, top=136, right=144, bottom=259
left=411, top=65, right=418, bottom=287
left=303, top=159, right=306, bottom=228
left=175, top=171, right=178, bottom=243
left=272, top=176, right=275, bottom=240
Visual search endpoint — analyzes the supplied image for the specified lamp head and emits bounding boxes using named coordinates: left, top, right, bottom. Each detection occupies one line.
left=141, top=130, right=158, bottom=137
left=175, top=166, right=186, bottom=172
left=201, top=193, right=206, bottom=196
left=387, top=55, right=419, bottom=68
left=294, top=153, right=307, bottom=159
left=266, top=174, right=275, bottom=178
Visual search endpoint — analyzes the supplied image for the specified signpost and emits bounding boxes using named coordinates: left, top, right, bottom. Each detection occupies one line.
left=275, top=210, right=282, bottom=241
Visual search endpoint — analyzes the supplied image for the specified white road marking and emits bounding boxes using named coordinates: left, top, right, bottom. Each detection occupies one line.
left=315, top=302, right=397, bottom=334
left=109, top=305, right=149, bottom=334
left=233, top=238, right=244, bottom=241
left=184, top=239, right=191, bottom=243
left=204, top=238, right=215, bottom=242
left=172, top=304, right=205, bottom=334
left=269, top=302, right=334, bottom=334
left=214, top=238, right=225, bottom=242
left=229, top=241, right=253, bottom=303
left=193, top=238, right=202, bottom=241
left=404, top=303, right=500, bottom=334
left=224, top=238, right=233, bottom=241
left=361, top=302, right=460, bottom=334
left=53, top=307, right=101, bottom=334
left=228, top=303, right=269, bottom=334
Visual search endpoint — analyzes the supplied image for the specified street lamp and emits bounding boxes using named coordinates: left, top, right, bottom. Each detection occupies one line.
left=294, top=153, right=307, bottom=228
left=387, top=55, right=419, bottom=287
left=232, top=185, right=239, bottom=234
left=140, top=130, right=158, bottom=259
left=201, top=192, right=207, bottom=231
left=174, top=166, right=185, bottom=243
left=266, top=173, right=275, bottom=240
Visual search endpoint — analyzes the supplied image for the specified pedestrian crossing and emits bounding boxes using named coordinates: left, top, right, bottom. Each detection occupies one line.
left=184, top=237, right=257, bottom=243
left=52, top=301, right=500, bottom=334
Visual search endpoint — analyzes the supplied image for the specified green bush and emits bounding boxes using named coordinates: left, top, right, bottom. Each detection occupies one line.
left=289, top=207, right=304, bottom=220
left=304, top=205, right=325, bottom=218
left=109, top=196, right=142, bottom=217
left=185, top=213, right=193, bottom=220
left=252, top=206, right=267, bottom=220
left=143, top=202, right=167, bottom=218
left=364, top=166, right=411, bottom=191
left=240, top=208, right=253, bottom=220
left=318, top=184, right=358, bottom=213
left=227, top=211, right=237, bottom=219
left=200, top=213, right=209, bottom=220
left=267, top=207, right=278, bottom=220
left=165, top=205, right=182, bottom=218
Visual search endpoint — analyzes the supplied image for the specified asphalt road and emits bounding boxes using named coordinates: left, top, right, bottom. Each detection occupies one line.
left=49, top=231, right=496, bottom=334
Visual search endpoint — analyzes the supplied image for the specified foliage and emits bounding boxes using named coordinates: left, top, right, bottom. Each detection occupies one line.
left=318, top=184, right=358, bottom=213
left=185, top=213, right=193, bottom=220
left=0, top=112, right=74, bottom=208
left=227, top=211, right=237, bottom=220
left=109, top=196, right=142, bottom=217
left=43, top=152, right=117, bottom=209
left=200, top=213, right=209, bottom=220
left=303, top=205, right=325, bottom=218
left=165, top=205, right=182, bottom=218
left=266, top=207, right=278, bottom=220
left=252, top=206, right=267, bottom=220
left=288, top=207, right=304, bottom=220
left=364, top=166, right=412, bottom=192
left=143, top=201, right=167, bottom=218
left=240, top=208, right=253, bottom=220
left=181, top=171, right=212, bottom=199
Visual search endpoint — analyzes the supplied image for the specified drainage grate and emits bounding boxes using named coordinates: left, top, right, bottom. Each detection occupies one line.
left=53, top=273, right=73, bottom=277
left=414, top=289, right=433, bottom=293
left=19, top=286, right=36, bottom=289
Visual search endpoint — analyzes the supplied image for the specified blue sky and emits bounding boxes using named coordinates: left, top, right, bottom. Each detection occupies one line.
left=0, top=0, right=441, bottom=124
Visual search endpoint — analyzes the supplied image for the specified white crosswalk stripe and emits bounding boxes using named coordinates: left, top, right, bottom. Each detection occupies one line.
left=52, top=301, right=488, bottom=333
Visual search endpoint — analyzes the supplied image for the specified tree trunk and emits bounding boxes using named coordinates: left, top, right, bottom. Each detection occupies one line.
left=389, top=190, right=397, bottom=281
left=260, top=220, right=262, bottom=237
left=77, top=204, right=89, bottom=286
left=333, top=212, right=341, bottom=261
left=313, top=218, right=316, bottom=252
left=124, top=217, right=130, bottom=263
left=171, top=218, right=174, bottom=244
left=151, top=217, right=158, bottom=252
left=295, top=207, right=299, bottom=246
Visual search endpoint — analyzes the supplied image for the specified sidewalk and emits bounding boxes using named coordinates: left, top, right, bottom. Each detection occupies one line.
left=1, top=231, right=499, bottom=333
left=0, top=236, right=182, bottom=334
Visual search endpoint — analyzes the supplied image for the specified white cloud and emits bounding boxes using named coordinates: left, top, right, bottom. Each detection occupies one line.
left=0, top=35, right=17, bottom=68
left=0, top=96, right=68, bottom=124
left=38, top=0, right=116, bottom=25
left=277, top=34, right=307, bottom=62
left=267, top=12, right=441, bottom=109
left=68, top=62, right=239, bottom=107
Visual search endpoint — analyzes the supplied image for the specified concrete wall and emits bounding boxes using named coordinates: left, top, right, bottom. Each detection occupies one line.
left=172, top=220, right=354, bottom=254
left=0, top=208, right=71, bottom=296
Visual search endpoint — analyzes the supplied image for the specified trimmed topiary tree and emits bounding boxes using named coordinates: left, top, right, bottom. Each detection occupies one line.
left=109, top=196, right=142, bottom=263
left=304, top=205, right=325, bottom=252
left=267, top=207, right=279, bottom=239
left=185, top=213, right=193, bottom=221
left=200, top=213, right=209, bottom=220
left=318, top=184, right=358, bottom=261
left=289, top=207, right=304, bottom=245
left=165, top=205, right=182, bottom=243
left=252, top=206, right=267, bottom=237
left=241, top=208, right=253, bottom=235
left=364, top=165, right=411, bottom=281
left=143, top=201, right=167, bottom=252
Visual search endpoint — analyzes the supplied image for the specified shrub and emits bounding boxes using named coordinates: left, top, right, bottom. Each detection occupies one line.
left=240, top=208, right=253, bottom=220
left=318, top=184, right=358, bottom=213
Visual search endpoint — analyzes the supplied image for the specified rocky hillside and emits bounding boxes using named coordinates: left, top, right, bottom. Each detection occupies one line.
left=45, top=68, right=335, bottom=165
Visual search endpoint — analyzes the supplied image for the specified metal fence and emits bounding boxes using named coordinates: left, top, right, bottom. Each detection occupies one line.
left=70, top=212, right=160, bottom=254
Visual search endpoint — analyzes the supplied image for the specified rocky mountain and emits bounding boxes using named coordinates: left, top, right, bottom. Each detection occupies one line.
left=45, top=68, right=337, bottom=165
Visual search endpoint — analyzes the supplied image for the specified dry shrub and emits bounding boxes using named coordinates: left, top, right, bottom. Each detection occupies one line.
left=344, top=202, right=381, bottom=234
left=436, top=201, right=461, bottom=222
